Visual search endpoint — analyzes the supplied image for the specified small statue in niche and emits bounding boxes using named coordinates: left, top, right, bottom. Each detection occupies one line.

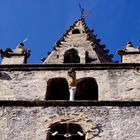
left=67, top=68, right=98, bottom=100
left=67, top=68, right=77, bottom=100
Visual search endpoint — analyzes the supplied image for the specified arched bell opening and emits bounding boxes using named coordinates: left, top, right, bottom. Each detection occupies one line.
left=46, top=123, right=85, bottom=140
left=72, top=29, right=81, bottom=34
left=75, top=77, right=98, bottom=100
left=64, top=48, right=80, bottom=63
left=45, top=78, right=70, bottom=100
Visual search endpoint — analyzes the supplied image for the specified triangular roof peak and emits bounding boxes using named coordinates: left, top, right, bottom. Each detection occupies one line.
left=43, top=18, right=113, bottom=64
left=68, top=18, right=94, bottom=35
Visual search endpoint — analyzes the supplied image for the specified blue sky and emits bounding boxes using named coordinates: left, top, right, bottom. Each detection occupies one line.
left=0, top=0, right=140, bottom=63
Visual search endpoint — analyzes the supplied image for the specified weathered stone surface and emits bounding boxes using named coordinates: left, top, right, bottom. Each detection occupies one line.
left=2, top=56, right=26, bottom=64
left=117, top=42, right=140, bottom=63
left=122, top=54, right=140, bottom=63
left=0, top=68, right=140, bottom=101
left=44, top=19, right=112, bottom=64
left=0, top=106, right=140, bottom=140
left=1, top=17, right=140, bottom=140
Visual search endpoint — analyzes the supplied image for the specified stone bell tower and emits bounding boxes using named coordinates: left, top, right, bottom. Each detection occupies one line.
left=1, top=17, right=140, bottom=140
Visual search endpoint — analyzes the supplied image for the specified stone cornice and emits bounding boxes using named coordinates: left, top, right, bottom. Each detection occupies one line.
left=0, top=100, right=140, bottom=107
left=117, top=50, right=140, bottom=55
left=0, top=63, right=140, bottom=71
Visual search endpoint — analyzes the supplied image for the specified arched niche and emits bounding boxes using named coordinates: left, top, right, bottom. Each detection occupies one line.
left=46, top=123, right=85, bottom=140
left=72, top=29, right=81, bottom=34
left=45, top=78, right=70, bottom=100
left=64, top=48, right=80, bottom=63
left=75, top=77, right=98, bottom=100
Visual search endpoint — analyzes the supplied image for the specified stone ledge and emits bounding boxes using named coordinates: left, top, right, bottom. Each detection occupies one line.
left=0, top=63, right=140, bottom=71
left=0, top=100, right=140, bottom=107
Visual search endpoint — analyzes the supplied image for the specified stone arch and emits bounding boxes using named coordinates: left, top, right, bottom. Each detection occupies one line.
left=45, top=78, right=70, bottom=100
left=72, top=29, right=81, bottom=34
left=75, top=77, right=98, bottom=100
left=46, top=123, right=85, bottom=140
left=64, top=48, right=80, bottom=63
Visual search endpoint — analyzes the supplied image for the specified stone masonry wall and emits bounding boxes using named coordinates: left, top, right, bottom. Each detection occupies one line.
left=0, top=68, right=140, bottom=101
left=122, top=54, right=140, bottom=63
left=2, top=56, right=25, bottom=64
left=0, top=106, right=140, bottom=140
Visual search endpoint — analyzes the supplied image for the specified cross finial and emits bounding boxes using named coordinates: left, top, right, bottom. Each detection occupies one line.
left=79, top=3, right=84, bottom=18
left=79, top=3, right=92, bottom=18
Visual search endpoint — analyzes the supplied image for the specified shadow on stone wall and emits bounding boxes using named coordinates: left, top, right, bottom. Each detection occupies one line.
left=0, top=72, right=12, bottom=80
left=87, top=123, right=103, bottom=139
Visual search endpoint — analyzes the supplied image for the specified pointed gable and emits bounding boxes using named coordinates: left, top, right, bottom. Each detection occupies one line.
left=43, top=18, right=113, bottom=64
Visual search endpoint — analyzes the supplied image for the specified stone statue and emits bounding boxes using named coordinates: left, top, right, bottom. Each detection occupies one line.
left=67, top=68, right=77, bottom=101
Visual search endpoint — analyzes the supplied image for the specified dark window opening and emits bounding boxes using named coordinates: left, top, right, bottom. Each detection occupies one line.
left=72, top=29, right=81, bottom=34
left=46, top=123, right=85, bottom=140
left=45, top=78, right=70, bottom=100
left=85, top=51, right=90, bottom=63
left=75, top=77, right=98, bottom=100
left=64, top=48, right=80, bottom=63
left=85, top=51, right=98, bottom=63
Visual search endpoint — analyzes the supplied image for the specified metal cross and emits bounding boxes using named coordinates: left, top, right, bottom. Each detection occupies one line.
left=79, top=3, right=92, bottom=18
